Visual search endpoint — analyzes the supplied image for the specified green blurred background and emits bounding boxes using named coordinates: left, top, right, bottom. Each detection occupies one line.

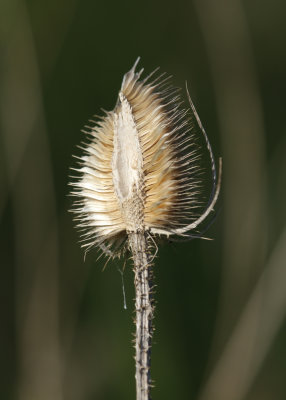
left=1, top=0, right=286, bottom=399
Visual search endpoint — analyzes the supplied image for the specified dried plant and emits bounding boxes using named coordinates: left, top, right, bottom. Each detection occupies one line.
left=70, top=58, right=221, bottom=400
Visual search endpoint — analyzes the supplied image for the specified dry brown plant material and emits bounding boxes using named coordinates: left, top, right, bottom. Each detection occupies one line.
left=70, top=58, right=221, bottom=400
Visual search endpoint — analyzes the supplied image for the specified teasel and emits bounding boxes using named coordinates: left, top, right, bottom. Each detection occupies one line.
left=70, top=58, right=221, bottom=400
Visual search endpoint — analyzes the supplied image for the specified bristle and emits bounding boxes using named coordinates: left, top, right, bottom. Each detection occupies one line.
left=70, top=59, right=221, bottom=257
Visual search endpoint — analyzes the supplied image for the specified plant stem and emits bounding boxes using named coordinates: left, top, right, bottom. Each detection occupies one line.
left=128, top=231, right=154, bottom=400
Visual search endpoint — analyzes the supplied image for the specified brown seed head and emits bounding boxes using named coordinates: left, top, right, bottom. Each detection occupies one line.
left=70, top=58, right=221, bottom=258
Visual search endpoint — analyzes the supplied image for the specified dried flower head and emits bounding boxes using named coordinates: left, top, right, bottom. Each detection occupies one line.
left=70, top=58, right=221, bottom=258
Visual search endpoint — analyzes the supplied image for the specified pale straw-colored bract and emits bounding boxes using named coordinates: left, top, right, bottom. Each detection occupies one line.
left=70, top=58, right=221, bottom=258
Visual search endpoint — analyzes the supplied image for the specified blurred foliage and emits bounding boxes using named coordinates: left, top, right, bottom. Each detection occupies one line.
left=1, top=0, right=286, bottom=399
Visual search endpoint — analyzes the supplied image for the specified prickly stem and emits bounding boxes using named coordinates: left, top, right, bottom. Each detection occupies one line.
left=128, top=231, right=154, bottom=400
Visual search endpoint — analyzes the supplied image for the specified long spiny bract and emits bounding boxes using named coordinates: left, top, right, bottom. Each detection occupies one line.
left=70, top=58, right=220, bottom=258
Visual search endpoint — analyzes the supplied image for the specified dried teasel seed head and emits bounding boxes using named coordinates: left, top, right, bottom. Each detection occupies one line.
left=69, top=58, right=222, bottom=258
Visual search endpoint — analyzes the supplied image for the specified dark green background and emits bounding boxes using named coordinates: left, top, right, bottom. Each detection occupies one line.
left=1, top=0, right=286, bottom=399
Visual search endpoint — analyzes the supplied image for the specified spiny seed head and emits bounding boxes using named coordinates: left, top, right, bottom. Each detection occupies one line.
left=70, top=58, right=221, bottom=258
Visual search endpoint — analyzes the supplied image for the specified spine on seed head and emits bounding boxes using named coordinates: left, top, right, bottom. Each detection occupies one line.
left=70, top=58, right=221, bottom=258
